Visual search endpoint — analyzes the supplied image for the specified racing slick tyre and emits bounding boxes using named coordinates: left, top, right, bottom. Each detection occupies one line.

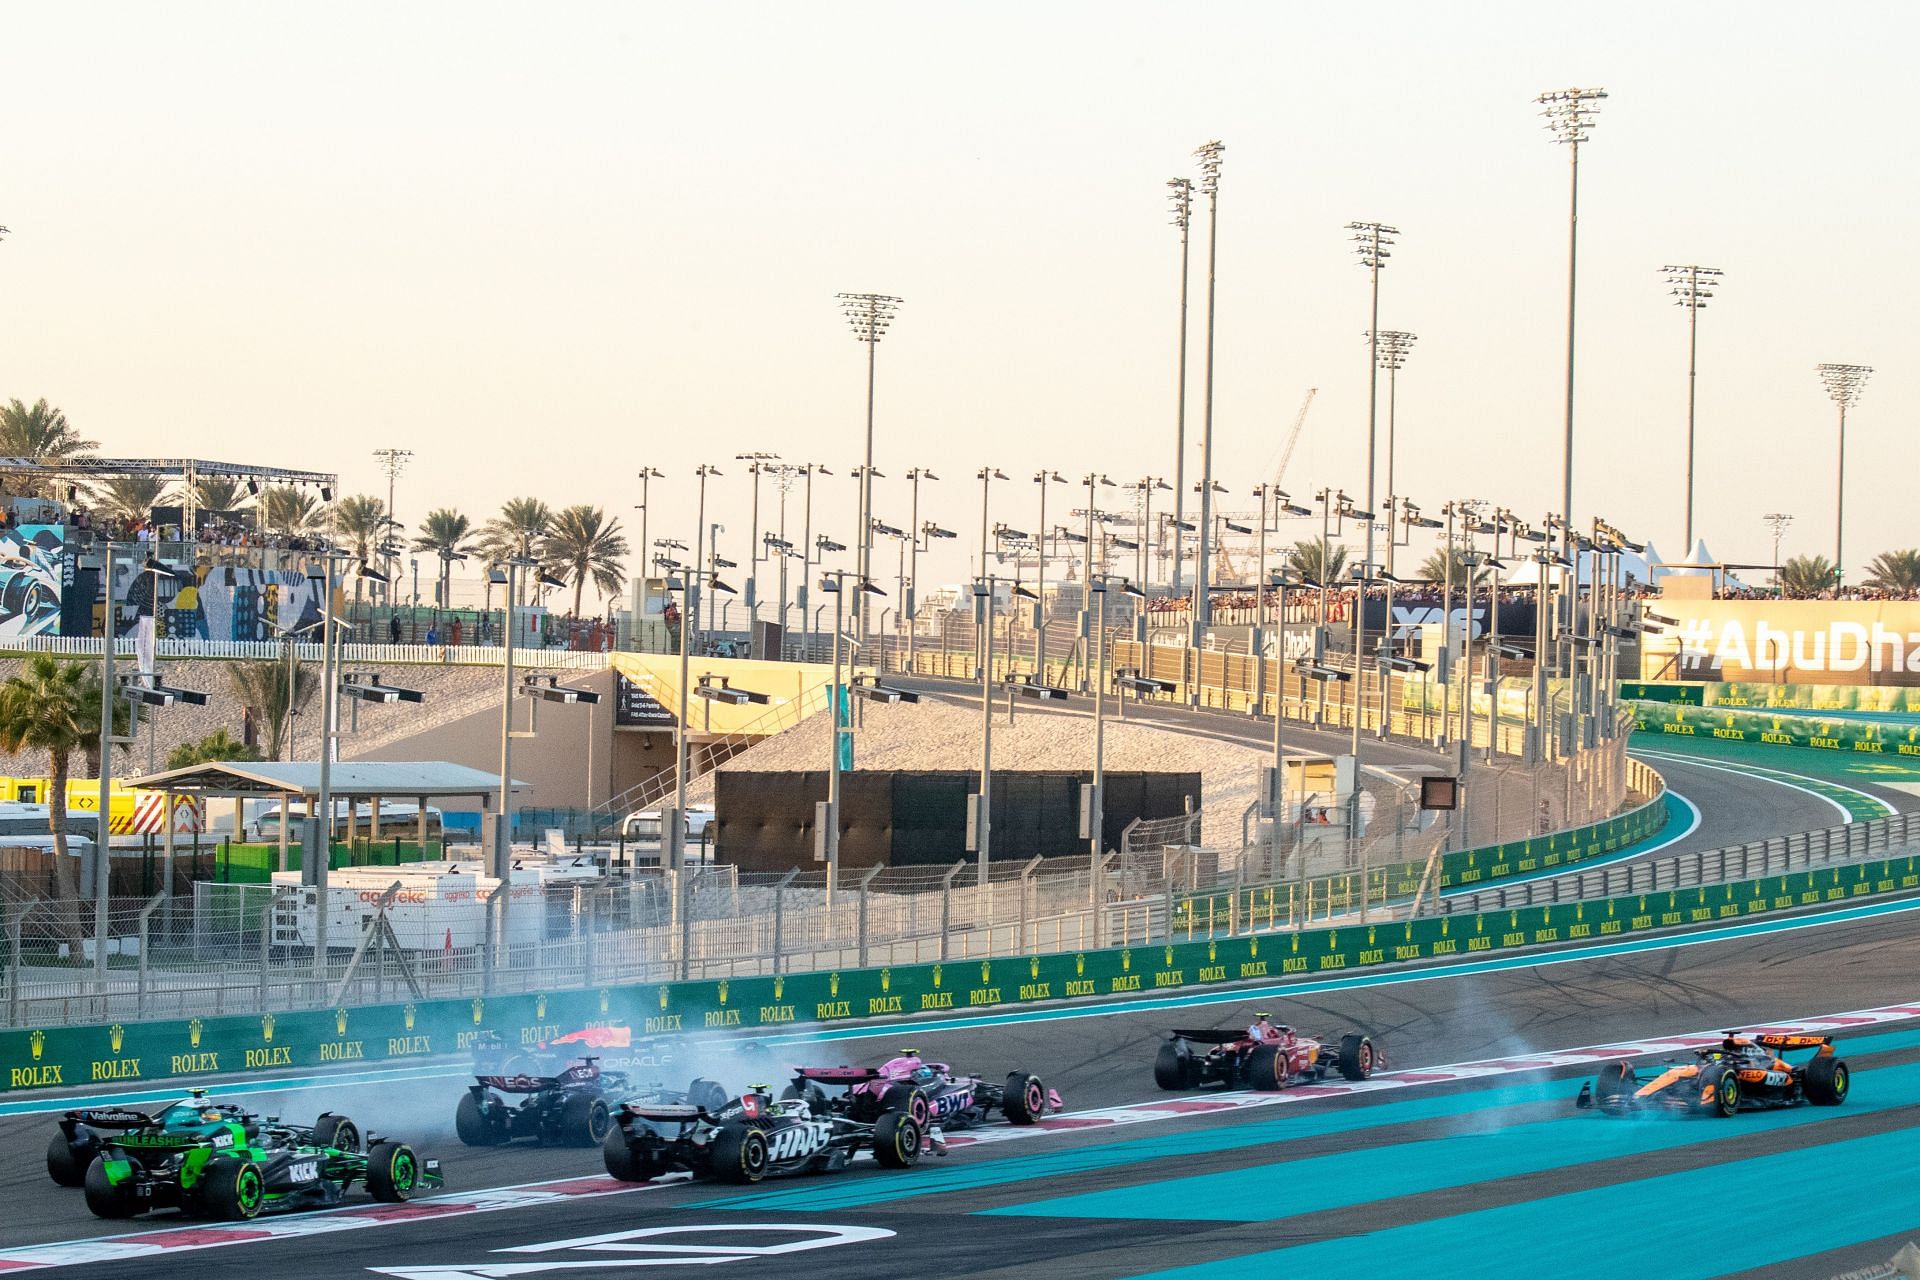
left=455, top=1092, right=502, bottom=1147
left=872, top=1111, right=925, bottom=1169
left=708, top=1124, right=770, bottom=1184
left=314, top=1112, right=362, bottom=1153
left=1702, top=1066, right=1741, bottom=1118
left=562, top=1094, right=615, bottom=1148
left=602, top=1128, right=663, bottom=1182
left=1805, top=1055, right=1851, bottom=1106
left=1002, top=1072, right=1048, bottom=1125
left=779, top=1082, right=829, bottom=1114
left=83, top=1156, right=139, bottom=1219
left=1592, top=1061, right=1637, bottom=1112
left=689, top=1078, right=731, bottom=1114
left=1337, top=1034, right=1376, bottom=1082
left=46, top=1132, right=87, bottom=1187
left=1154, top=1041, right=1196, bottom=1091
left=367, top=1141, right=422, bottom=1203
left=198, top=1155, right=267, bottom=1221
left=1245, top=1044, right=1287, bottom=1091
left=880, top=1084, right=931, bottom=1133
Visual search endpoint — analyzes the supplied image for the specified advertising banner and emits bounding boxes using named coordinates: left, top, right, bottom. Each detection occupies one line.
left=8, top=848, right=1909, bottom=1094
left=1641, top=600, right=1920, bottom=687
left=1629, top=701, right=1920, bottom=757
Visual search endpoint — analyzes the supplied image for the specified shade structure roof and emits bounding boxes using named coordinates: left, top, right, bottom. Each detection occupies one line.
left=124, top=760, right=524, bottom=800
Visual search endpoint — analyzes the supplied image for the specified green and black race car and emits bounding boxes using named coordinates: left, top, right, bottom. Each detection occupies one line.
left=48, top=1091, right=357, bottom=1188
left=83, top=1097, right=441, bottom=1221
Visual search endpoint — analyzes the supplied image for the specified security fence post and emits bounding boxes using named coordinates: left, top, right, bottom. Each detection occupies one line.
left=939, top=861, right=964, bottom=962
left=770, top=870, right=798, bottom=975
left=855, top=865, right=882, bottom=969
left=257, top=900, right=275, bottom=1012
left=136, top=893, right=165, bottom=1018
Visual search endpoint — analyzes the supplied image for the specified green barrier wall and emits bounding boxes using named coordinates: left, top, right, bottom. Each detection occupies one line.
left=1626, top=681, right=1920, bottom=715
left=13, top=842, right=1906, bottom=1096
left=1630, top=702, right=1920, bottom=756
left=1174, top=786, right=1672, bottom=930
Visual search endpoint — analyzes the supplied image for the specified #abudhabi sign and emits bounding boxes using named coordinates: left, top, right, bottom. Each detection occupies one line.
left=1655, top=600, right=1920, bottom=686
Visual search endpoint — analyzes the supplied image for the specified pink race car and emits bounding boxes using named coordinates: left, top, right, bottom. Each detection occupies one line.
left=782, top=1050, right=1061, bottom=1134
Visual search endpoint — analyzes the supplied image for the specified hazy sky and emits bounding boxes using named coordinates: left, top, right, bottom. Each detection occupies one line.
left=4, top=0, right=1914, bottom=602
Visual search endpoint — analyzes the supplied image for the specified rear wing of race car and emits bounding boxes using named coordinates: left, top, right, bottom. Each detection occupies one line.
left=65, top=1107, right=156, bottom=1130
left=475, top=1073, right=562, bottom=1094
left=1168, top=1029, right=1246, bottom=1044
left=1752, top=1033, right=1835, bottom=1053
left=793, top=1066, right=884, bottom=1084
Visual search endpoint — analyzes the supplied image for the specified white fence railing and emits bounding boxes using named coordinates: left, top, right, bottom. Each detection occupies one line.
left=0, top=636, right=610, bottom=670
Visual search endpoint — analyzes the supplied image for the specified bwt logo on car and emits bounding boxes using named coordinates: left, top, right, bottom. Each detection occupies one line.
left=930, top=1090, right=972, bottom=1118
left=763, top=1125, right=830, bottom=1162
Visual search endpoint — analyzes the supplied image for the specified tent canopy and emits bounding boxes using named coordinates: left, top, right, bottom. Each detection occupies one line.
left=125, top=760, right=523, bottom=801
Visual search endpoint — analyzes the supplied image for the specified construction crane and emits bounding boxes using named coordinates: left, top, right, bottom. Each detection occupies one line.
left=1270, top=387, right=1318, bottom=491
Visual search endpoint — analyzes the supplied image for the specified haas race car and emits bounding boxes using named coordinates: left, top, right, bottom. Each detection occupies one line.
left=80, top=1097, right=439, bottom=1220
left=47, top=1091, right=357, bottom=1188
left=1577, top=1032, right=1852, bottom=1117
left=603, top=1084, right=924, bottom=1185
left=1155, top=1014, right=1379, bottom=1091
left=781, top=1049, right=1061, bottom=1135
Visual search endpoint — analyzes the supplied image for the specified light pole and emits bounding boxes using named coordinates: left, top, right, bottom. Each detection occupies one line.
left=1133, top=476, right=1170, bottom=588
left=1190, top=141, right=1225, bottom=639
left=1538, top=86, right=1607, bottom=643
left=373, top=448, right=412, bottom=595
left=634, top=468, right=665, bottom=610
left=688, top=463, right=722, bottom=654
left=1661, top=266, right=1723, bottom=551
left=1816, top=363, right=1872, bottom=586
left=798, top=464, right=832, bottom=660
left=1347, top=223, right=1398, bottom=599
left=837, top=292, right=902, bottom=656
left=1087, top=574, right=1146, bottom=866
left=1032, top=470, right=1065, bottom=681
left=904, top=467, right=939, bottom=665
left=976, top=466, right=1008, bottom=581
left=665, top=565, right=738, bottom=874
left=1167, top=176, right=1193, bottom=593
left=1374, top=331, right=1417, bottom=507
left=1764, top=513, right=1794, bottom=593
left=738, top=453, right=780, bottom=630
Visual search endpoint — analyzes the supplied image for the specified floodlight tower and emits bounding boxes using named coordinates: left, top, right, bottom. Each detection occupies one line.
left=1661, top=265, right=1724, bottom=550
left=1346, top=222, right=1398, bottom=583
left=373, top=448, right=412, bottom=592
left=1816, top=363, right=1873, bottom=585
left=1190, top=140, right=1225, bottom=643
left=1763, top=512, right=1793, bottom=592
left=1537, top=85, right=1607, bottom=622
left=836, top=291, right=903, bottom=654
left=1167, top=176, right=1193, bottom=593
left=1374, top=331, right=1417, bottom=505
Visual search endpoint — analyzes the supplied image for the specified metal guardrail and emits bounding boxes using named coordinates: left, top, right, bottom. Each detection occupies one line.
left=0, top=635, right=608, bottom=669
left=1439, top=810, right=1920, bottom=914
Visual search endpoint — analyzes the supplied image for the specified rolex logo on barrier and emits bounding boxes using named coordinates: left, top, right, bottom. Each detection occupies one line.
left=535, top=994, right=547, bottom=1019
left=1248, top=936, right=1258, bottom=957
left=980, top=961, right=991, bottom=984
left=717, top=981, right=729, bottom=1006
left=403, top=1004, right=417, bottom=1031
left=1121, top=949, right=1132, bottom=971
left=472, top=998, right=485, bottom=1024
left=1029, top=956, right=1039, bottom=979
left=932, top=965, right=943, bottom=988
left=599, top=989, right=611, bottom=1014
left=773, top=975, right=784, bottom=999
left=261, top=1014, right=275, bottom=1043
left=658, top=986, right=670, bottom=1009
left=1163, top=946, right=1173, bottom=967
left=880, top=970, right=890, bottom=993
left=829, top=972, right=840, bottom=997
left=1207, top=940, right=1216, bottom=963
left=336, top=1009, right=350, bottom=1036
left=1074, top=954, right=1085, bottom=975
left=110, top=1024, right=125, bottom=1053
left=189, top=1018, right=204, bottom=1048
left=30, top=1029, right=45, bottom=1060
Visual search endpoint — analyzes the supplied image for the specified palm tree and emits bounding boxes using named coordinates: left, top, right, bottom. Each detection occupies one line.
left=1780, top=554, right=1838, bottom=598
left=480, top=498, right=553, bottom=608
left=331, top=494, right=387, bottom=561
left=0, top=400, right=97, bottom=499
left=1285, top=539, right=1348, bottom=585
left=260, top=486, right=326, bottom=536
left=193, top=476, right=248, bottom=513
left=75, top=675, right=132, bottom=778
left=543, top=505, right=629, bottom=617
left=91, top=476, right=175, bottom=527
left=226, top=660, right=316, bottom=760
left=1861, top=549, right=1920, bottom=595
left=1417, top=547, right=1490, bottom=588
left=0, top=655, right=95, bottom=945
left=165, top=728, right=262, bottom=770
left=412, top=508, right=473, bottom=608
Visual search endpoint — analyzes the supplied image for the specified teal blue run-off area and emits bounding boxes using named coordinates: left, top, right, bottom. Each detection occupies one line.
left=1125, top=1126, right=1920, bottom=1280
left=701, top=1024, right=1920, bottom=1214
left=992, top=1058, right=1920, bottom=1224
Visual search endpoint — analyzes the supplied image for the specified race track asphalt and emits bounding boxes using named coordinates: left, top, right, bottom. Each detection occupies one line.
left=4, top=896, right=1919, bottom=1279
